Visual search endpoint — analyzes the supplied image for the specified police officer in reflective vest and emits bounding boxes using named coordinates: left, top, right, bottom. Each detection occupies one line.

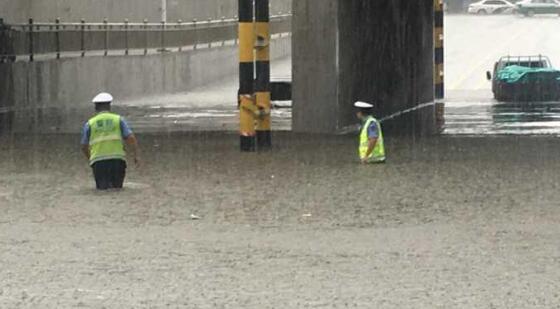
left=80, top=93, right=140, bottom=190
left=355, top=101, right=385, bottom=164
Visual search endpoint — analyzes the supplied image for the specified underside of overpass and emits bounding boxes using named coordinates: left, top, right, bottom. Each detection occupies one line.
left=292, top=0, right=436, bottom=135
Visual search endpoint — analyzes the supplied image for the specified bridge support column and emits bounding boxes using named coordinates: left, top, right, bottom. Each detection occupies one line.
left=238, top=0, right=256, bottom=151
left=255, top=0, right=272, bottom=149
left=434, top=0, right=445, bottom=99
left=293, top=0, right=436, bottom=135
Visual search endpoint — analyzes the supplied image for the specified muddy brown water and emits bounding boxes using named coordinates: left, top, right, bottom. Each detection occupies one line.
left=1, top=133, right=559, bottom=307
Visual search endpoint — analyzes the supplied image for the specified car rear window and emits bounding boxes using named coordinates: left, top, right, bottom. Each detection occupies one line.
left=503, top=61, right=547, bottom=68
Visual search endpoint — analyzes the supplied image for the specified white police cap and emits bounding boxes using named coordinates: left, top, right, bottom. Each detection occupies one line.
left=92, top=92, right=113, bottom=104
left=354, top=101, right=374, bottom=109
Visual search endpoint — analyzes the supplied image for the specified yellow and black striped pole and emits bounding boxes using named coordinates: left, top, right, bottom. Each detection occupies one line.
left=434, top=0, right=444, bottom=99
left=239, top=0, right=257, bottom=152
left=255, top=0, right=272, bottom=149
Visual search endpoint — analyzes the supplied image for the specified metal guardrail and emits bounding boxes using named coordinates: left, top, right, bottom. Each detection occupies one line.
left=0, top=14, right=291, bottom=62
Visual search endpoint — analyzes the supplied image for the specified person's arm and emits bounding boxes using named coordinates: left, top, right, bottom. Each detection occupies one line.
left=81, top=144, right=90, bottom=160
left=125, top=134, right=140, bottom=167
left=121, top=118, right=140, bottom=167
left=80, top=123, right=91, bottom=162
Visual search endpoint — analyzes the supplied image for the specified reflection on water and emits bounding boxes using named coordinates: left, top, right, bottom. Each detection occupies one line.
left=3, top=98, right=560, bottom=136
left=126, top=106, right=292, bottom=133
left=0, top=105, right=292, bottom=134
left=444, top=100, right=560, bottom=135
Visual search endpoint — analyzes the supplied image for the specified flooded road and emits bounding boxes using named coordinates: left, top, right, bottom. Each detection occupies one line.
left=2, top=133, right=560, bottom=308
left=444, top=15, right=560, bottom=135
left=116, top=56, right=293, bottom=132
left=2, top=15, right=560, bottom=308
left=444, top=99, right=560, bottom=135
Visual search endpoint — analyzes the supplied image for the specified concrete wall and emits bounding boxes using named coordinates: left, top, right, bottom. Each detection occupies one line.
left=0, top=36, right=291, bottom=132
left=0, top=0, right=292, bottom=23
left=291, top=0, right=339, bottom=133
left=293, top=0, right=435, bottom=135
left=0, top=1, right=31, bottom=24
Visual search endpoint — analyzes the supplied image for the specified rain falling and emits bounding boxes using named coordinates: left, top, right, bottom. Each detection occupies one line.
left=1, top=0, right=560, bottom=307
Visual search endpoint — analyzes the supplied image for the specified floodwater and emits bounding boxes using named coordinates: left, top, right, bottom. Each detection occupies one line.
left=116, top=56, right=293, bottom=133
left=445, top=99, right=560, bottom=135
left=2, top=132, right=560, bottom=307
left=2, top=14, right=560, bottom=308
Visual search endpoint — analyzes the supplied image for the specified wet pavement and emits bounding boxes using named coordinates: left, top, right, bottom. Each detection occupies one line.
left=443, top=90, right=560, bottom=135
left=443, top=15, right=560, bottom=136
left=444, top=99, right=560, bottom=135
left=119, top=90, right=560, bottom=137
left=118, top=105, right=292, bottom=133
left=445, top=15, right=560, bottom=93
left=118, top=56, right=293, bottom=132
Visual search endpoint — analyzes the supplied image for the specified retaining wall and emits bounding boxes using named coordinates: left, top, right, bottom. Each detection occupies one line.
left=0, top=0, right=292, bottom=23
left=0, top=36, right=291, bottom=132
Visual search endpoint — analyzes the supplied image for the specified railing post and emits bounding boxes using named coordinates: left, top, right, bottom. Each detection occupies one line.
left=104, top=18, right=108, bottom=56
left=144, top=19, right=148, bottom=55
left=207, top=18, right=212, bottom=48
left=221, top=16, right=226, bottom=46
left=55, top=18, right=61, bottom=59
left=177, top=19, right=182, bottom=52
left=124, top=19, right=129, bottom=55
left=0, top=18, right=5, bottom=63
left=193, top=19, right=197, bottom=50
left=160, top=20, right=166, bottom=52
left=80, top=19, right=85, bottom=57
left=28, top=18, right=34, bottom=62
left=233, top=16, right=238, bottom=45
left=0, top=13, right=289, bottom=64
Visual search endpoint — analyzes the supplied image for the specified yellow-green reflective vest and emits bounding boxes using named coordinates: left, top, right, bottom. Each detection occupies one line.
left=359, top=116, right=385, bottom=162
left=88, top=112, right=126, bottom=165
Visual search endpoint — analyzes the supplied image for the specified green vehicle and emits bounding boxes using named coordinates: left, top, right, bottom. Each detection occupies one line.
left=516, top=0, right=560, bottom=16
left=486, top=55, right=560, bottom=102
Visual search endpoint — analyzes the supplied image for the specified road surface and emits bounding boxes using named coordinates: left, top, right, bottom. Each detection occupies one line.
left=444, top=14, right=560, bottom=135
left=118, top=56, right=292, bottom=133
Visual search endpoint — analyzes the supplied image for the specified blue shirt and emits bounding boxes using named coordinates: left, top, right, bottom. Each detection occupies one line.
left=365, top=119, right=379, bottom=139
left=80, top=115, right=133, bottom=145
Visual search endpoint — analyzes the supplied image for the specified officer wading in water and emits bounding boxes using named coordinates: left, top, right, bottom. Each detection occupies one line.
left=354, top=101, right=385, bottom=164
left=81, top=93, right=140, bottom=190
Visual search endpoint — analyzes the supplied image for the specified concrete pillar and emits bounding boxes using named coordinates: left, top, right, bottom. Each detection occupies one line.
left=293, top=0, right=436, bottom=135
